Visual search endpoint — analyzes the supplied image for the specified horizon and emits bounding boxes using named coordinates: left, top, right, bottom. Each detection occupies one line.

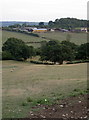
left=0, top=17, right=87, bottom=23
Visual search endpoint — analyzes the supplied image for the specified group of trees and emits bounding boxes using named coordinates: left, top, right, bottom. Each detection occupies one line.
left=40, top=40, right=77, bottom=64
left=2, top=38, right=35, bottom=61
left=48, top=18, right=88, bottom=29
left=2, top=37, right=89, bottom=64
left=40, top=40, right=89, bottom=64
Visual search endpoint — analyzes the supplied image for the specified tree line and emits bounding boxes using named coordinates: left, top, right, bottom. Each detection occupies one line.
left=48, top=18, right=88, bottom=29
left=2, top=37, right=89, bottom=64
left=2, top=18, right=89, bottom=30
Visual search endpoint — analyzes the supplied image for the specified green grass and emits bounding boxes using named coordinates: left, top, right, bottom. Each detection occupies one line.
left=2, top=30, right=49, bottom=48
left=1, top=30, right=87, bottom=49
left=2, top=60, right=87, bottom=118
left=37, top=31, right=87, bottom=45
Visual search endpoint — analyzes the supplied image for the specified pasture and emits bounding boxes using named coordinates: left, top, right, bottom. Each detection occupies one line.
left=1, top=30, right=88, bottom=118
left=2, top=30, right=87, bottom=48
left=2, top=60, right=87, bottom=118
left=36, top=31, right=87, bottom=45
left=2, top=30, right=49, bottom=48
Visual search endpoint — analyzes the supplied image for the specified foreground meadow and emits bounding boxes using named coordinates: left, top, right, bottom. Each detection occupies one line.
left=2, top=60, right=87, bottom=118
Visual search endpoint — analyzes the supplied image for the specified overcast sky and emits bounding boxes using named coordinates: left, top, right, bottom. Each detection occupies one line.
left=1, top=0, right=88, bottom=22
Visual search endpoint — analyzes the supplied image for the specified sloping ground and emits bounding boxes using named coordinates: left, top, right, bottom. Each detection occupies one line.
left=2, top=30, right=49, bottom=48
left=37, top=32, right=87, bottom=45
left=2, top=61, right=87, bottom=118
left=28, top=94, right=88, bottom=119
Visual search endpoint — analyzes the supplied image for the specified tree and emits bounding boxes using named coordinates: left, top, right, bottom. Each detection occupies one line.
left=48, top=21, right=54, bottom=28
left=9, top=24, right=21, bottom=28
left=61, top=40, right=78, bottom=61
left=76, top=43, right=89, bottom=60
left=48, top=18, right=87, bottom=29
left=22, top=22, right=27, bottom=27
left=2, top=37, right=34, bottom=61
left=39, top=22, right=44, bottom=27
left=40, top=40, right=76, bottom=64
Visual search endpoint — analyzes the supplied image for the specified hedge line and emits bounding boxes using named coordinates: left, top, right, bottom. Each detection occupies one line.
left=30, top=60, right=54, bottom=65
left=66, top=60, right=89, bottom=64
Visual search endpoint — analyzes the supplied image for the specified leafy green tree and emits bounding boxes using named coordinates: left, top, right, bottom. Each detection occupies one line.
left=2, top=51, right=13, bottom=60
left=48, top=21, right=54, bottom=28
left=61, top=40, right=78, bottom=60
left=76, top=43, right=89, bottom=60
left=2, top=37, right=34, bottom=61
left=40, top=40, right=76, bottom=64
left=48, top=18, right=87, bottom=29
left=39, top=22, right=44, bottom=27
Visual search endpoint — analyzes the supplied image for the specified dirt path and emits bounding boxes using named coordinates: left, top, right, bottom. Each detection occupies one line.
left=28, top=94, right=88, bottom=119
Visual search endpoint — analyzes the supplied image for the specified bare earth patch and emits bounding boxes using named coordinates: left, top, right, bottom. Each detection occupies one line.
left=28, top=94, right=88, bottom=119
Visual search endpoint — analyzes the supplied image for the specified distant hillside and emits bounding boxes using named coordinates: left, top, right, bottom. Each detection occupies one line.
left=48, top=18, right=88, bottom=29
left=0, top=21, right=48, bottom=27
left=1, top=18, right=88, bottom=29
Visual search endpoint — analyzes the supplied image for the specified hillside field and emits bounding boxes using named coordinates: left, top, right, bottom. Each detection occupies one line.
left=2, top=60, right=87, bottom=118
left=1, top=30, right=88, bottom=118
left=2, top=30, right=49, bottom=48
left=2, top=30, right=87, bottom=48
left=37, top=32, right=87, bottom=45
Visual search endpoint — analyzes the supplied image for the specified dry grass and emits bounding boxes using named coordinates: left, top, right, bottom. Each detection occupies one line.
left=2, top=60, right=87, bottom=118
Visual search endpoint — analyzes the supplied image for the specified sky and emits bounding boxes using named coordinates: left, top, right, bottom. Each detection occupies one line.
left=0, top=0, right=88, bottom=22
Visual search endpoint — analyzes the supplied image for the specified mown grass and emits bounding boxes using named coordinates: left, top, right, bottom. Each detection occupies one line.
left=2, top=60, right=87, bottom=118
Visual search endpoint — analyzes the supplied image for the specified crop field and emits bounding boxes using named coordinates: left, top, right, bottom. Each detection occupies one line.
left=1, top=30, right=87, bottom=48
left=2, top=60, right=87, bottom=118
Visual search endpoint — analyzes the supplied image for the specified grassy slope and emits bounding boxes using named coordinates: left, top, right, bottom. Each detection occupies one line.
left=37, top=32, right=87, bottom=45
left=2, top=30, right=87, bottom=47
left=1, top=30, right=87, bottom=118
left=2, top=60, right=87, bottom=118
left=2, top=30, right=49, bottom=48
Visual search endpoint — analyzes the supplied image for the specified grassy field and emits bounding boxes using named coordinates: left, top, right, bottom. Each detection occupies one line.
left=37, top=32, right=87, bottom=45
left=2, top=30, right=87, bottom=48
left=1, top=30, right=88, bottom=118
left=2, top=60, right=87, bottom=118
left=2, top=30, right=49, bottom=48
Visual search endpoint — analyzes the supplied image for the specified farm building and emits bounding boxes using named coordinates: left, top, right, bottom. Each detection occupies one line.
left=74, top=27, right=87, bottom=32
left=33, top=28, right=47, bottom=32
left=81, top=28, right=87, bottom=32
